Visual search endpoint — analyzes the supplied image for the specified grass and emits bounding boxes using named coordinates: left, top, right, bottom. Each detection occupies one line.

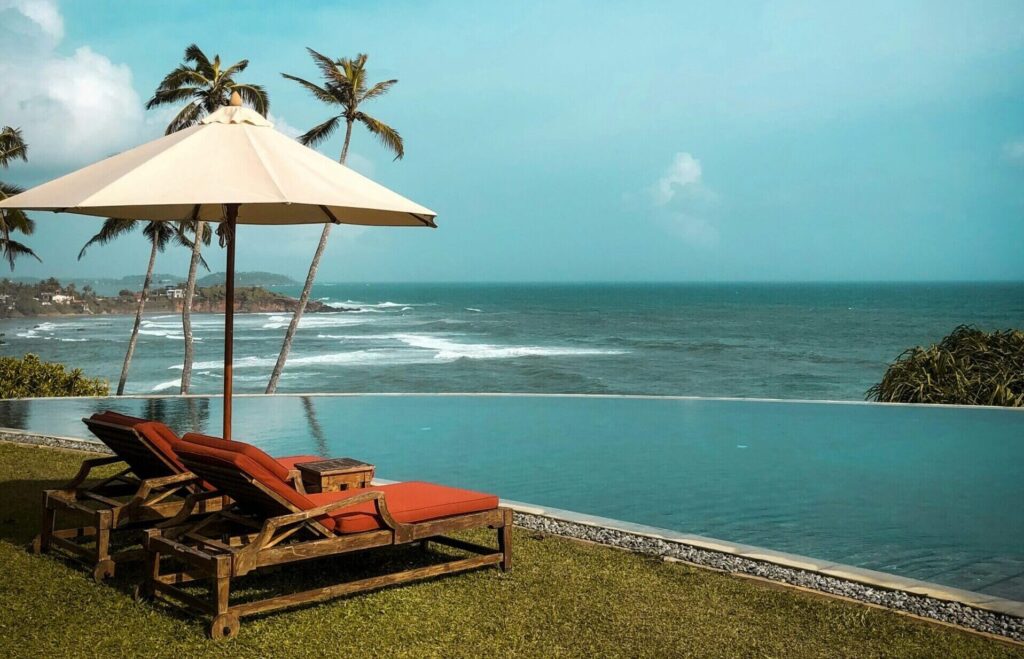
left=0, top=441, right=1020, bottom=658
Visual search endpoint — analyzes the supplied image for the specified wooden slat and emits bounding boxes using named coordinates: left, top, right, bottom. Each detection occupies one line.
left=427, top=535, right=497, bottom=555
left=50, top=535, right=92, bottom=558
left=254, top=531, right=393, bottom=568
left=407, top=509, right=505, bottom=540
left=232, top=553, right=502, bottom=618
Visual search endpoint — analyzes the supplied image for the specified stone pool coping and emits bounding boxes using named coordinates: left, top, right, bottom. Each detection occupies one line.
left=2, top=426, right=1022, bottom=643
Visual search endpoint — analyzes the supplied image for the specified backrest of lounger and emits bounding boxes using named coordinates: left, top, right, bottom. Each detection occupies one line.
left=175, top=438, right=316, bottom=519
left=180, top=432, right=293, bottom=482
left=83, top=412, right=182, bottom=480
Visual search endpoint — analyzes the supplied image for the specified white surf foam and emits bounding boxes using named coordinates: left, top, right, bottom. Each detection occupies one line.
left=261, top=314, right=370, bottom=330
left=392, top=334, right=628, bottom=362
left=151, top=378, right=181, bottom=392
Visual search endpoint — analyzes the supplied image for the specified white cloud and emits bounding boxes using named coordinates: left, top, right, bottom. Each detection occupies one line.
left=652, top=152, right=703, bottom=205
left=1003, top=139, right=1024, bottom=163
left=0, top=0, right=144, bottom=166
left=645, top=151, right=720, bottom=248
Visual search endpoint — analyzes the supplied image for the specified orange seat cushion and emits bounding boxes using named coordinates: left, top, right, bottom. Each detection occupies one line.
left=174, top=438, right=316, bottom=515
left=179, top=433, right=318, bottom=482
left=306, top=481, right=499, bottom=534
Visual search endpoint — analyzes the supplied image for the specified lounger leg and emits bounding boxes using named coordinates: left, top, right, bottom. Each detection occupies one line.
left=33, top=492, right=55, bottom=554
left=498, top=509, right=513, bottom=572
left=209, top=556, right=239, bottom=640
left=93, top=509, right=115, bottom=581
left=136, top=542, right=160, bottom=602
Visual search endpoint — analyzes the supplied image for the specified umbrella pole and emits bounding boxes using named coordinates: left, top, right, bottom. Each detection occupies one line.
left=223, top=204, right=239, bottom=440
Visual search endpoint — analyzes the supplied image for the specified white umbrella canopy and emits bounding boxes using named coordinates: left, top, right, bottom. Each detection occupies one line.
left=0, top=94, right=437, bottom=439
left=0, top=103, right=436, bottom=227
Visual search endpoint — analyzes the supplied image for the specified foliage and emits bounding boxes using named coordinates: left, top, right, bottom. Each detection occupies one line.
left=77, top=218, right=205, bottom=263
left=867, top=325, right=1024, bottom=407
left=282, top=48, right=404, bottom=161
left=146, top=44, right=270, bottom=134
left=0, top=354, right=108, bottom=398
left=0, top=126, right=40, bottom=270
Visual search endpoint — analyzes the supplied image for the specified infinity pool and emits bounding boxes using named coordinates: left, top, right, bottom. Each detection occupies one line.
left=1, top=394, right=1021, bottom=601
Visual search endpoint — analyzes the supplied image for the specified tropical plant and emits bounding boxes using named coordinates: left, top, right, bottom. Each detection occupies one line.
left=145, top=44, right=268, bottom=394
left=0, top=126, right=40, bottom=270
left=78, top=219, right=204, bottom=395
left=266, top=49, right=404, bottom=393
left=0, top=354, right=109, bottom=398
left=145, top=44, right=270, bottom=134
left=867, top=325, right=1024, bottom=407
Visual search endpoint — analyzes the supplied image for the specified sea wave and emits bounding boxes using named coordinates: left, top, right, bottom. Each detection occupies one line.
left=261, top=314, right=370, bottom=330
left=151, top=378, right=181, bottom=392
left=392, top=334, right=628, bottom=362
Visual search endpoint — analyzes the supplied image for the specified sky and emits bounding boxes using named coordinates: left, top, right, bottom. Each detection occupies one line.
left=1, top=0, right=1022, bottom=282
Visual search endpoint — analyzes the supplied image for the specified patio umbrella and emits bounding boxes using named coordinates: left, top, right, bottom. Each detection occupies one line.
left=0, top=93, right=436, bottom=439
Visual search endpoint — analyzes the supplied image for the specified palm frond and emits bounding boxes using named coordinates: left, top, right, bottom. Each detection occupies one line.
left=305, top=47, right=348, bottom=87
left=298, top=115, right=343, bottom=148
left=78, top=218, right=138, bottom=260
left=152, top=65, right=209, bottom=94
left=2, top=238, right=41, bottom=270
left=0, top=126, right=29, bottom=168
left=221, top=58, right=249, bottom=79
left=183, top=44, right=213, bottom=74
left=146, top=85, right=200, bottom=111
left=1, top=208, right=34, bottom=235
left=356, top=112, right=404, bottom=159
left=280, top=73, right=340, bottom=105
left=165, top=101, right=203, bottom=134
left=360, top=79, right=397, bottom=103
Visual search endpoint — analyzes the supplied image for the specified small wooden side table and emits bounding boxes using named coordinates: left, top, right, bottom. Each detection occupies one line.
left=295, top=458, right=375, bottom=494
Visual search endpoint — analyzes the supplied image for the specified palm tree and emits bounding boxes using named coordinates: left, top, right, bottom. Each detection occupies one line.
left=0, top=126, right=40, bottom=270
left=79, top=219, right=204, bottom=395
left=146, top=44, right=269, bottom=394
left=177, top=218, right=212, bottom=394
left=266, top=49, right=404, bottom=393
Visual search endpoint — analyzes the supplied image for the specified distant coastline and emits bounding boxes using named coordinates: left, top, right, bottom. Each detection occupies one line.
left=0, top=276, right=338, bottom=319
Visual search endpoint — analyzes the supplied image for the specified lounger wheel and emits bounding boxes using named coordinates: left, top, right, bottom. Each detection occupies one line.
left=209, top=613, right=240, bottom=640
left=30, top=535, right=45, bottom=555
left=93, top=559, right=115, bottom=582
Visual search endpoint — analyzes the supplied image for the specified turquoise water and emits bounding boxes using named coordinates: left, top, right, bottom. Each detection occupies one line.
left=2, top=282, right=1022, bottom=399
left=2, top=394, right=1021, bottom=601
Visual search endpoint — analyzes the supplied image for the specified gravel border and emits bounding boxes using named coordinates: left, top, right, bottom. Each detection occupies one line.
left=515, top=512, right=1024, bottom=642
left=1, top=429, right=1020, bottom=642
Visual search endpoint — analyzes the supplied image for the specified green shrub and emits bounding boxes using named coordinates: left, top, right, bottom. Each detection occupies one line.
left=0, top=353, right=109, bottom=398
left=867, top=325, right=1024, bottom=407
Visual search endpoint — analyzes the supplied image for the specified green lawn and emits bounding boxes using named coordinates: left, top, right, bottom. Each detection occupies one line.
left=0, top=441, right=1020, bottom=658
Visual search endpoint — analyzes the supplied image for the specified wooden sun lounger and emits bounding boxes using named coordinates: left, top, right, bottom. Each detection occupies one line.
left=33, top=412, right=222, bottom=581
left=33, top=412, right=317, bottom=582
left=142, top=434, right=512, bottom=639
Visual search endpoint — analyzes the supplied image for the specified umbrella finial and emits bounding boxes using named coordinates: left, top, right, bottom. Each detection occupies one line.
left=229, top=91, right=242, bottom=107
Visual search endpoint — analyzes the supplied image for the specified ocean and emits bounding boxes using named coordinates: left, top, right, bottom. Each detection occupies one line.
left=1, top=282, right=1022, bottom=399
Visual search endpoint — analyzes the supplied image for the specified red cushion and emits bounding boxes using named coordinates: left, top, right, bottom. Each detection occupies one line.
left=173, top=438, right=316, bottom=516
left=134, top=422, right=188, bottom=472
left=92, top=410, right=150, bottom=427
left=307, top=482, right=499, bottom=534
left=181, top=433, right=315, bottom=483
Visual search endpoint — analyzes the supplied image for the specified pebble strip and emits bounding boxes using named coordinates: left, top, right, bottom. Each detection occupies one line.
left=514, top=512, right=1024, bottom=642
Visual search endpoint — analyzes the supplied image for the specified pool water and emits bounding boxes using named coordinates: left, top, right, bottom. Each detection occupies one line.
left=2, top=394, right=1022, bottom=601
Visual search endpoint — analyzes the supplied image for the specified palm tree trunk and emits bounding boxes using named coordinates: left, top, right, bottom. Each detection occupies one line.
left=179, top=220, right=205, bottom=394
left=117, top=238, right=158, bottom=395
left=265, top=121, right=354, bottom=394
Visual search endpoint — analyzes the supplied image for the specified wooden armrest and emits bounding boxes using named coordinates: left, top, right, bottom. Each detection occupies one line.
left=155, top=489, right=222, bottom=529
left=60, top=455, right=126, bottom=492
left=131, top=472, right=199, bottom=503
left=287, top=469, right=307, bottom=495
